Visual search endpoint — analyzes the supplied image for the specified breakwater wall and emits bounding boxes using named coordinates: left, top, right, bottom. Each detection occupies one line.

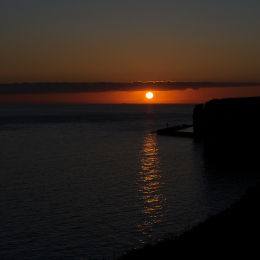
left=157, top=124, right=193, bottom=137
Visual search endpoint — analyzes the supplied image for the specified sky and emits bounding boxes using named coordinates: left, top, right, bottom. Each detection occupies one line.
left=1, top=0, right=260, bottom=103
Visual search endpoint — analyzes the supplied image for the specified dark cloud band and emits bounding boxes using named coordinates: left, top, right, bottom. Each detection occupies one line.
left=0, top=82, right=259, bottom=94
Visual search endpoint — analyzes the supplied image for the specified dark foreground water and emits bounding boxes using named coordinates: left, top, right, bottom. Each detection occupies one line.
left=0, top=104, right=259, bottom=259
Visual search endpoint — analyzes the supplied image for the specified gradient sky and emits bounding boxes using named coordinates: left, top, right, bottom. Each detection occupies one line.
left=1, top=0, right=260, bottom=103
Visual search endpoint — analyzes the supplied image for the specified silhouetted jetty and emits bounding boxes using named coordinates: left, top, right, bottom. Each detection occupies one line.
left=156, top=124, right=194, bottom=137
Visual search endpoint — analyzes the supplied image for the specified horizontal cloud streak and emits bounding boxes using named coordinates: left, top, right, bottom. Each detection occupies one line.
left=0, top=82, right=259, bottom=95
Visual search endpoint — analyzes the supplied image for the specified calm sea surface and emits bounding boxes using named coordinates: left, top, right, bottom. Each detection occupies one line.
left=0, top=104, right=259, bottom=259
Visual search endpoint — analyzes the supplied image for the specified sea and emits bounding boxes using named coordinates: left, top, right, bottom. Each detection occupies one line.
left=0, top=104, right=259, bottom=260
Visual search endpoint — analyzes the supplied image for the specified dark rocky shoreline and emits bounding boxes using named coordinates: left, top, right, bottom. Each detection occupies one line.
left=117, top=180, right=260, bottom=259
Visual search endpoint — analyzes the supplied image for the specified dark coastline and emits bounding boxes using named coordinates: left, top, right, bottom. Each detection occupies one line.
left=117, top=97, right=260, bottom=260
left=117, top=181, right=260, bottom=260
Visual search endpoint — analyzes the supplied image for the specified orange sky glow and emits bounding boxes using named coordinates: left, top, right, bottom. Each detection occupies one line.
left=1, top=2, right=260, bottom=104
left=0, top=86, right=259, bottom=104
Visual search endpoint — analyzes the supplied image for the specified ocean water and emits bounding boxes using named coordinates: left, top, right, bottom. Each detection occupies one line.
left=0, top=104, right=259, bottom=259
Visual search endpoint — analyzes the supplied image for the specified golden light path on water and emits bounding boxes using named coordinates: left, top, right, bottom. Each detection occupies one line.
left=136, top=133, right=165, bottom=241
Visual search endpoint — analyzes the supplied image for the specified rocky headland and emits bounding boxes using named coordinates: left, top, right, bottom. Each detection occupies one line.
left=117, top=97, right=260, bottom=260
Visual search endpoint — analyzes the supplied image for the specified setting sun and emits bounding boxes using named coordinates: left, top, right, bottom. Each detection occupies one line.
left=146, top=92, right=153, bottom=99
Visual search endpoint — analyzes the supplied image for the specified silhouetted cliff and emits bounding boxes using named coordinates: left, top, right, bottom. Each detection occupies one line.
left=193, top=97, right=260, bottom=162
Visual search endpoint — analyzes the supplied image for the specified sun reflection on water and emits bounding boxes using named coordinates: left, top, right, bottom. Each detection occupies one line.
left=136, top=133, right=165, bottom=239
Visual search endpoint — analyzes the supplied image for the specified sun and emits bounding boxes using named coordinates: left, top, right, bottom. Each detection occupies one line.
left=146, top=92, right=153, bottom=99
